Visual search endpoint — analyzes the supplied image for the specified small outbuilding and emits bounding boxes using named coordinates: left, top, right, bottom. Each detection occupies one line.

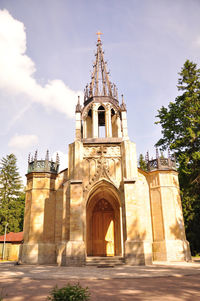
left=0, top=231, right=23, bottom=261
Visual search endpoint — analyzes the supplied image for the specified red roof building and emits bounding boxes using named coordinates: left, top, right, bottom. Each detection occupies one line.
left=0, top=232, right=23, bottom=243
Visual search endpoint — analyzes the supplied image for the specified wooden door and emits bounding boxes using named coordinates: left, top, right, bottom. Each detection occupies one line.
left=104, top=212, right=114, bottom=256
left=92, top=199, right=115, bottom=256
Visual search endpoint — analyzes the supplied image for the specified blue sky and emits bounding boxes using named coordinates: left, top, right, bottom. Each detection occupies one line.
left=0, top=0, right=200, bottom=183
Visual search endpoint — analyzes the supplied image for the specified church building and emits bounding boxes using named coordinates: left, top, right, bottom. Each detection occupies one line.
left=21, top=34, right=191, bottom=266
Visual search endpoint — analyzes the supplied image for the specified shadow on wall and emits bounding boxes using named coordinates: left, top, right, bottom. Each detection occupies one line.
left=125, top=218, right=150, bottom=265
left=169, top=209, right=191, bottom=261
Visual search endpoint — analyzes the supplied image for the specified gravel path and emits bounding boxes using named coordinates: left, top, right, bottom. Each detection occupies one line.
left=0, top=261, right=200, bottom=300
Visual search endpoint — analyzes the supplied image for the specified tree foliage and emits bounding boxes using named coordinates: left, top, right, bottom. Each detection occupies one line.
left=156, top=60, right=200, bottom=255
left=138, top=154, right=147, bottom=171
left=0, top=154, right=25, bottom=235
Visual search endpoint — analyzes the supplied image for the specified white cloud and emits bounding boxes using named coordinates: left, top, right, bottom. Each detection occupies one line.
left=0, top=9, right=82, bottom=118
left=8, top=134, right=39, bottom=149
left=52, top=150, right=68, bottom=172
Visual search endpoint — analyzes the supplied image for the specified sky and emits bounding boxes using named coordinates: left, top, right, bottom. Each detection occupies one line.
left=0, top=0, right=200, bottom=184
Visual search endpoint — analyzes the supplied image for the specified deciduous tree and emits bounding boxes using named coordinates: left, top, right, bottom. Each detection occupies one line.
left=155, top=60, right=200, bottom=254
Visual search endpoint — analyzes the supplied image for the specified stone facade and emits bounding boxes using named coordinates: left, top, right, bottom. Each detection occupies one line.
left=21, top=36, right=191, bottom=266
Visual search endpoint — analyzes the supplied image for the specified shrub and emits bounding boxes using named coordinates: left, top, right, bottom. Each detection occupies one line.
left=47, top=283, right=90, bottom=301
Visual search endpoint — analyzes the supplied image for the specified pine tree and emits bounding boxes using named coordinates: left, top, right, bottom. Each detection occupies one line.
left=138, top=154, right=147, bottom=171
left=155, top=60, right=200, bottom=255
left=0, top=154, right=25, bottom=235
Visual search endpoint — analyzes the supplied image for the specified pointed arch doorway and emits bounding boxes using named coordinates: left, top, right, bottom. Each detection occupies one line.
left=92, top=199, right=115, bottom=256
left=86, top=182, right=122, bottom=257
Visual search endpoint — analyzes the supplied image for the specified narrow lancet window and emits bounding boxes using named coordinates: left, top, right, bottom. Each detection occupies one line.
left=98, top=106, right=105, bottom=138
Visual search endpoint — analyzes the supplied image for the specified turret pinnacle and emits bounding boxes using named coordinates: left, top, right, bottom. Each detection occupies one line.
left=84, top=33, right=119, bottom=105
left=76, top=95, right=81, bottom=112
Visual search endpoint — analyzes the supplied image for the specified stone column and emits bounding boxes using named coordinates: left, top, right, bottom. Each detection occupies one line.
left=92, top=103, right=98, bottom=138
left=83, top=118, right=87, bottom=139
left=56, top=181, right=69, bottom=266
left=121, top=140, right=138, bottom=179
left=75, top=112, right=82, bottom=141
left=117, top=114, right=122, bottom=138
left=66, top=141, right=86, bottom=266
left=105, top=103, right=112, bottom=137
left=121, top=111, right=128, bottom=139
left=66, top=180, right=85, bottom=266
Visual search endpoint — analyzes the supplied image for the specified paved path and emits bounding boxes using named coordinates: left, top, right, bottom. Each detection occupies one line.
left=0, top=261, right=200, bottom=300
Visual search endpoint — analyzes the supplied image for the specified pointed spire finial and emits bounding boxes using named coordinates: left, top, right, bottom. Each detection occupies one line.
left=76, top=95, right=81, bottom=112
left=96, top=31, right=103, bottom=42
left=145, top=151, right=149, bottom=163
left=56, top=153, right=60, bottom=164
left=45, top=150, right=49, bottom=161
left=34, top=150, right=38, bottom=161
left=121, top=94, right=127, bottom=111
left=28, top=153, right=31, bottom=163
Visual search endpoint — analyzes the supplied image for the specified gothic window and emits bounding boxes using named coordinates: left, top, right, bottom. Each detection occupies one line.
left=86, top=109, right=92, bottom=138
left=98, top=105, right=105, bottom=138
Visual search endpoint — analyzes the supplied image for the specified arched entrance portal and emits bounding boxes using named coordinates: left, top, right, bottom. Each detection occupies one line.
left=86, top=182, right=122, bottom=257
left=92, top=199, right=115, bottom=256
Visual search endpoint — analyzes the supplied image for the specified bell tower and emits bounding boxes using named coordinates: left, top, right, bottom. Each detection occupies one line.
left=66, top=33, right=143, bottom=266
left=75, top=32, right=128, bottom=142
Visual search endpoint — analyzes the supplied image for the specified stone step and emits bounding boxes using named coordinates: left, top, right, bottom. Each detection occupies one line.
left=86, top=256, right=125, bottom=266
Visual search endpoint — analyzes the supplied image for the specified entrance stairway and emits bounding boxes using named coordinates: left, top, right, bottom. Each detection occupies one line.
left=86, top=256, right=125, bottom=267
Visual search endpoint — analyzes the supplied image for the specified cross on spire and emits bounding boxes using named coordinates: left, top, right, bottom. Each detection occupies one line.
left=96, top=31, right=103, bottom=42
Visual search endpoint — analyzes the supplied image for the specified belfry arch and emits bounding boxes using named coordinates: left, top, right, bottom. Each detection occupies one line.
left=86, top=181, right=122, bottom=257
left=98, top=105, right=106, bottom=137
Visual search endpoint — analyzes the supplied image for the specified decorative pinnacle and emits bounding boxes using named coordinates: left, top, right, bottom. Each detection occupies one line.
left=76, top=95, right=81, bottom=113
left=34, top=150, right=38, bottom=161
left=28, top=153, right=31, bottom=163
left=96, top=31, right=103, bottom=42
left=56, top=153, right=60, bottom=164
left=121, top=94, right=127, bottom=111
left=145, top=151, right=149, bottom=162
left=45, top=150, right=49, bottom=161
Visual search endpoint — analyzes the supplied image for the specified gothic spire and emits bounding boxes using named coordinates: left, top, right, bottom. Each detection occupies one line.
left=84, top=32, right=119, bottom=104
